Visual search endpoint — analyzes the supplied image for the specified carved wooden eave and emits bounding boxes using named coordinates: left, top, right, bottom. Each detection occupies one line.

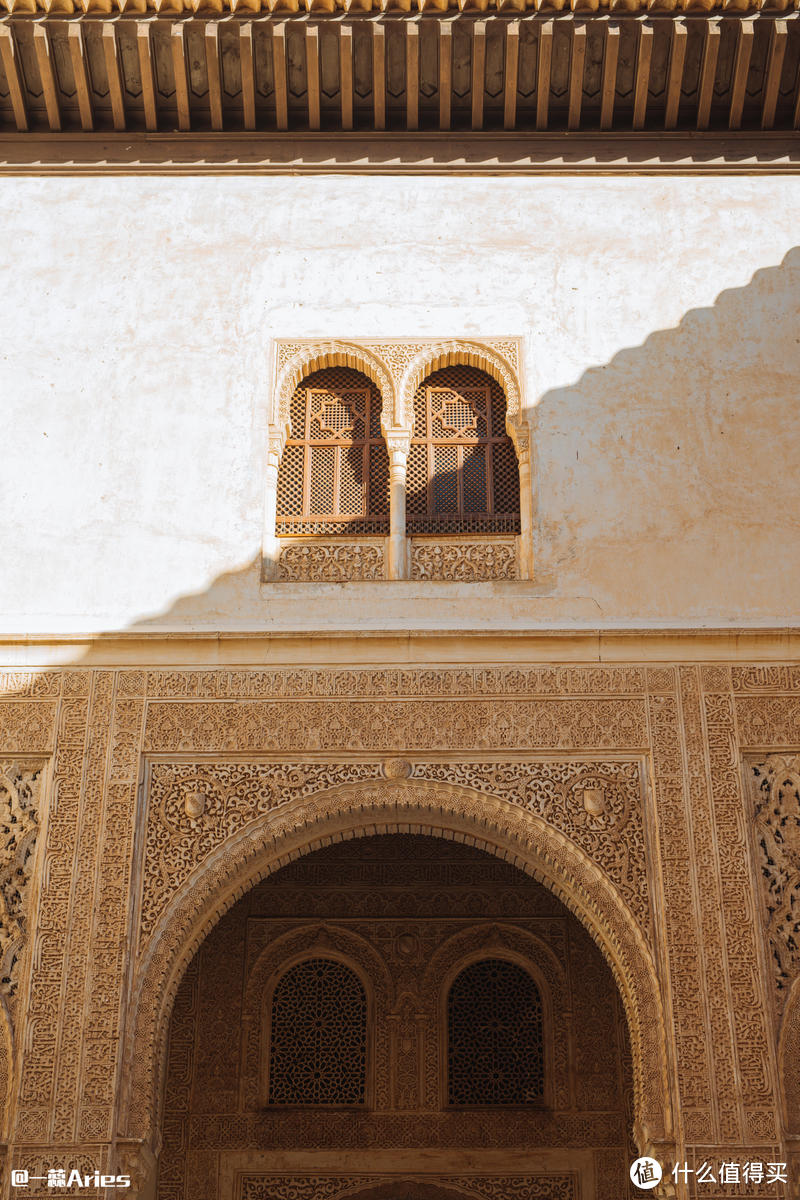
left=0, top=9, right=798, bottom=142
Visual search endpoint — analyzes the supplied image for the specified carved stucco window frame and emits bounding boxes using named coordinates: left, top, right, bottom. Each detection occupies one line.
left=259, top=947, right=375, bottom=1111
left=263, top=338, right=533, bottom=582
left=438, top=947, right=557, bottom=1113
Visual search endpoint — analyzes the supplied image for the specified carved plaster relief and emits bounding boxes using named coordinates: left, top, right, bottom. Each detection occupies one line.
left=749, top=756, right=800, bottom=1011
left=235, top=1177, right=578, bottom=1200
left=0, top=762, right=43, bottom=1005
left=0, top=661, right=792, bottom=1180
left=277, top=541, right=386, bottom=582
left=410, top=539, right=518, bottom=581
left=140, top=759, right=649, bottom=946
left=272, top=339, right=524, bottom=435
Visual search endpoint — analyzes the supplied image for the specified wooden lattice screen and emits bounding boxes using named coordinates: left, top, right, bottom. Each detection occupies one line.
left=447, top=959, right=544, bottom=1106
left=269, top=958, right=367, bottom=1105
left=407, top=365, right=521, bottom=535
left=276, top=366, right=390, bottom=536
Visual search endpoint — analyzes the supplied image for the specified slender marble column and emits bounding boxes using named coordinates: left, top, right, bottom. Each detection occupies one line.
left=385, top=430, right=411, bottom=580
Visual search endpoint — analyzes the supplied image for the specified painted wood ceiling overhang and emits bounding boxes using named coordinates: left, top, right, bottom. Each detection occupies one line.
left=0, top=9, right=798, bottom=133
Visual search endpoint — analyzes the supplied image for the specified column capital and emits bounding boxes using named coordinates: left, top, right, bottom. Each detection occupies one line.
left=266, top=423, right=287, bottom=469
left=384, top=428, right=412, bottom=461
left=506, top=415, right=530, bottom=460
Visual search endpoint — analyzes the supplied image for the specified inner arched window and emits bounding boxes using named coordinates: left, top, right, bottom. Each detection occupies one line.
left=447, top=958, right=544, bottom=1106
left=268, top=957, right=367, bottom=1106
left=406, top=365, right=520, bottom=535
left=276, top=367, right=390, bottom=536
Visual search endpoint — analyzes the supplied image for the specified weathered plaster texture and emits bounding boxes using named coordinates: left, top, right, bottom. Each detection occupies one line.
left=1, top=176, right=798, bottom=632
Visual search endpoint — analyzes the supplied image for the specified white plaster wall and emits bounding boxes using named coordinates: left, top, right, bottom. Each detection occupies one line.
left=1, top=175, right=798, bottom=633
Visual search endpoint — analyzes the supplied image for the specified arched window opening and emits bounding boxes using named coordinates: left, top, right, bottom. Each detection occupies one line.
left=447, top=958, right=544, bottom=1106
left=276, top=367, right=390, bottom=536
left=406, top=365, right=520, bottom=535
left=268, top=957, right=367, bottom=1105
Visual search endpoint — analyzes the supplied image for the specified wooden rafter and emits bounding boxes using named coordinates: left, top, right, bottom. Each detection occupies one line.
left=68, top=22, right=93, bottom=131
left=0, top=22, right=27, bottom=131
left=536, top=20, right=553, bottom=132
left=273, top=22, right=289, bottom=132
left=503, top=20, right=519, bottom=132
left=664, top=18, right=686, bottom=130
left=471, top=19, right=485, bottom=131
left=761, top=19, right=787, bottom=130
left=438, top=19, right=451, bottom=131
left=340, top=22, right=353, bottom=131
left=205, top=21, right=223, bottom=132
left=102, top=22, right=126, bottom=132
left=306, top=23, right=320, bottom=131
left=33, top=23, right=60, bottom=132
left=632, top=20, right=652, bottom=132
left=137, top=21, right=158, bottom=132
left=406, top=21, right=419, bottom=131
left=568, top=21, right=585, bottom=132
left=600, top=22, right=619, bottom=131
left=696, top=19, right=720, bottom=131
left=171, top=21, right=191, bottom=132
left=729, top=18, right=754, bottom=130
left=372, top=21, right=386, bottom=131
left=240, top=21, right=256, bottom=131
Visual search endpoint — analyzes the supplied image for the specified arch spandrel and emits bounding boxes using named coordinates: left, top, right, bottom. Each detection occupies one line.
left=397, top=342, right=524, bottom=436
left=274, top=342, right=397, bottom=441
left=122, top=778, right=673, bottom=1166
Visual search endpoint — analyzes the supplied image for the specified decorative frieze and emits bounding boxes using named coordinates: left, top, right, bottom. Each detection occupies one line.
left=143, top=666, right=648, bottom=699
left=236, top=1176, right=577, bottom=1200
left=142, top=699, right=649, bottom=755
left=410, top=538, right=517, bottom=581
left=277, top=540, right=386, bottom=582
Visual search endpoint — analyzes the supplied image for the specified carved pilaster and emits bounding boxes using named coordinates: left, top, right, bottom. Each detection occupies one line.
left=507, top=416, right=533, bottom=579
left=0, top=763, right=42, bottom=1011
left=262, top=425, right=287, bottom=581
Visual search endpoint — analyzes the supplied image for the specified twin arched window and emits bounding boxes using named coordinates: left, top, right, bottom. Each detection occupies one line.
left=267, top=955, right=543, bottom=1108
left=275, top=365, right=520, bottom=538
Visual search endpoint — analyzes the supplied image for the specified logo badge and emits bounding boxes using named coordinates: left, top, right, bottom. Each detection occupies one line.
left=630, top=1157, right=663, bottom=1190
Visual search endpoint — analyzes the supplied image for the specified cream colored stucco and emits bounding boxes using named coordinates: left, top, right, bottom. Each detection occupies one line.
left=1, top=175, right=799, bottom=635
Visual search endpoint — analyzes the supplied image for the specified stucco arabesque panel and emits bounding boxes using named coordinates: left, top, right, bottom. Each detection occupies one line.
left=142, top=698, right=648, bottom=757
left=272, top=338, right=523, bottom=437
left=144, top=665, right=648, bottom=699
left=0, top=662, right=794, bottom=1179
left=235, top=1175, right=577, bottom=1200
left=126, top=782, right=668, bottom=1174
left=140, top=759, right=650, bottom=947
